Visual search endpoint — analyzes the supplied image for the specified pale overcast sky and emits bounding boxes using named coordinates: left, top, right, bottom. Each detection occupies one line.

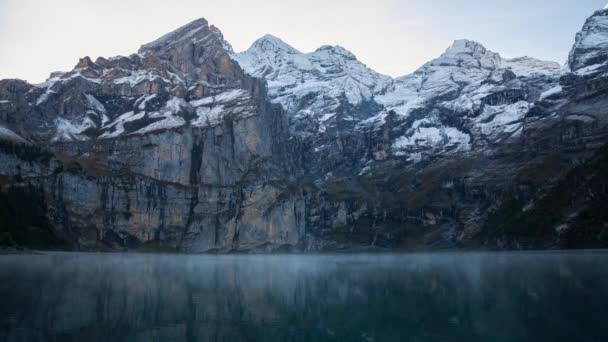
left=0, top=0, right=605, bottom=83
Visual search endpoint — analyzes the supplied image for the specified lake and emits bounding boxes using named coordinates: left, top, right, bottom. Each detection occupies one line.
left=0, top=252, right=607, bottom=341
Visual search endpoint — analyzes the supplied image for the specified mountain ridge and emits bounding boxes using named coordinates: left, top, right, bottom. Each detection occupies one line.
left=1, top=9, right=608, bottom=252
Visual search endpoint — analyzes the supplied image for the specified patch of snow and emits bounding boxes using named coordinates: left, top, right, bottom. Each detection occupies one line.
left=52, top=117, right=94, bottom=142
left=406, top=152, right=423, bottom=163
left=216, top=89, right=248, bottom=102
left=319, top=113, right=335, bottom=122
left=540, top=85, right=563, bottom=100
left=501, top=57, right=561, bottom=76
left=190, top=96, right=214, bottom=107
left=358, top=166, right=371, bottom=176
left=113, top=70, right=169, bottom=86
left=475, top=102, right=530, bottom=137
left=375, top=77, right=423, bottom=117
left=392, top=118, right=471, bottom=155
left=34, top=76, right=62, bottom=89
left=36, top=89, right=55, bottom=105
left=167, top=71, right=185, bottom=84
left=136, top=94, right=157, bottom=110
left=0, top=125, right=26, bottom=143
left=133, top=115, right=186, bottom=135
left=574, top=63, right=605, bottom=75
left=35, top=72, right=102, bottom=106
left=100, top=111, right=144, bottom=139
left=68, top=72, right=101, bottom=84
left=443, top=127, right=472, bottom=151
left=84, top=94, right=106, bottom=113
left=103, top=97, right=192, bottom=137
left=190, top=89, right=248, bottom=108
left=565, top=114, right=596, bottom=122
left=356, top=112, right=388, bottom=130
left=163, top=96, right=187, bottom=113
left=394, top=126, right=442, bottom=149
left=101, top=114, right=110, bottom=126
left=192, top=106, right=226, bottom=127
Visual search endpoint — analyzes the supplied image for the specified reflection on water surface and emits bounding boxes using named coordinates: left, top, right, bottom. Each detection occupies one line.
left=1, top=252, right=607, bottom=341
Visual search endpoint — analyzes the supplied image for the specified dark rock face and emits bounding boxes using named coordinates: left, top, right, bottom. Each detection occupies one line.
left=1, top=11, right=608, bottom=252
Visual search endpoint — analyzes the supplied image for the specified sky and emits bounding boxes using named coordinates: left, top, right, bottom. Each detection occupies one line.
left=0, top=0, right=606, bottom=83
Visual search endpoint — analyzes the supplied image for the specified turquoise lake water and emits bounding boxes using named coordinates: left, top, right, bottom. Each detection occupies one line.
left=1, top=252, right=607, bottom=341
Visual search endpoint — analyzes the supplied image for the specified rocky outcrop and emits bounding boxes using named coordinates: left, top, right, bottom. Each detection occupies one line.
left=569, top=9, right=608, bottom=72
left=1, top=9, right=608, bottom=252
left=0, top=19, right=304, bottom=252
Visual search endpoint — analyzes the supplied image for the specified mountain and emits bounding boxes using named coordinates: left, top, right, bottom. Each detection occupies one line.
left=235, top=35, right=391, bottom=137
left=235, top=33, right=563, bottom=190
left=1, top=9, right=608, bottom=252
left=0, top=18, right=303, bottom=252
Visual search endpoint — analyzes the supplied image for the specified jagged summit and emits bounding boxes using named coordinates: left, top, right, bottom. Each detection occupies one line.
left=445, top=39, right=488, bottom=54
left=139, top=18, right=209, bottom=52
left=0, top=16, right=259, bottom=143
left=418, top=39, right=560, bottom=77
left=236, top=34, right=391, bottom=135
left=426, top=39, right=501, bottom=70
left=313, top=45, right=357, bottom=60
left=250, top=34, right=301, bottom=54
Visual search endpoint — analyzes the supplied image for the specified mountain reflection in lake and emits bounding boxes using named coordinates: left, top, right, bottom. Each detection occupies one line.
left=0, top=252, right=607, bottom=341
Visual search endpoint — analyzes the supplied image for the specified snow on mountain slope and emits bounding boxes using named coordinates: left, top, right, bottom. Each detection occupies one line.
left=235, top=35, right=391, bottom=135
left=569, top=8, right=608, bottom=72
left=36, top=63, right=255, bottom=142
left=15, top=19, right=259, bottom=143
left=378, top=40, right=559, bottom=117
left=4, top=17, right=562, bottom=161
left=379, top=40, right=560, bottom=156
left=376, top=40, right=561, bottom=155
left=236, top=35, right=560, bottom=159
left=501, top=57, right=561, bottom=76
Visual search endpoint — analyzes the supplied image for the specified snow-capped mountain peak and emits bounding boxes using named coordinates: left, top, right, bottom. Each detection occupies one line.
left=236, top=36, right=391, bottom=135
left=1, top=17, right=260, bottom=143
left=313, top=45, right=357, bottom=60
left=569, top=9, right=608, bottom=72
left=445, top=39, right=490, bottom=55
left=250, top=34, right=301, bottom=54
left=428, top=39, right=501, bottom=70
left=235, top=33, right=564, bottom=158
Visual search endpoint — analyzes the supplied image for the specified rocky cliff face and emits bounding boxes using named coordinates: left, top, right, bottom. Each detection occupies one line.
left=0, top=19, right=304, bottom=252
left=1, top=10, right=608, bottom=252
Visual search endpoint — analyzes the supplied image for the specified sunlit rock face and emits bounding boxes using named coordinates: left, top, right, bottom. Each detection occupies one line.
left=1, top=10, right=608, bottom=252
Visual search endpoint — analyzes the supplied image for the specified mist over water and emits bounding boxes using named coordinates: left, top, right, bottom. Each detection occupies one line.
left=1, top=252, right=607, bottom=341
